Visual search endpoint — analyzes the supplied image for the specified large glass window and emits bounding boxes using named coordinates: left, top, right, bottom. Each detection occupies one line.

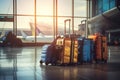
left=58, top=0, right=72, bottom=16
left=74, top=0, right=86, bottom=17
left=36, top=0, right=53, bottom=16
left=0, top=0, right=13, bottom=14
left=0, top=22, right=13, bottom=36
left=0, top=0, right=13, bottom=42
left=96, top=0, right=116, bottom=15
left=97, top=0, right=103, bottom=14
left=110, top=0, right=115, bottom=9
left=17, top=0, right=34, bottom=15
left=17, top=16, right=34, bottom=42
left=0, top=0, right=88, bottom=43
left=103, top=0, right=109, bottom=12
left=36, top=17, right=54, bottom=42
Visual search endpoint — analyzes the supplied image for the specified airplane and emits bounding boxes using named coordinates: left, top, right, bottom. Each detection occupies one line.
left=18, top=22, right=54, bottom=43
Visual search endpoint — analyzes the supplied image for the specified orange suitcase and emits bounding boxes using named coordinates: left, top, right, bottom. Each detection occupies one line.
left=95, top=36, right=108, bottom=63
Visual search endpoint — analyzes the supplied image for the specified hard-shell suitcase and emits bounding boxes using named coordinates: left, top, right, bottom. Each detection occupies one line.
left=78, top=38, right=94, bottom=64
left=55, top=36, right=78, bottom=65
left=88, top=34, right=108, bottom=63
left=54, top=19, right=78, bottom=65
left=77, top=37, right=84, bottom=64
left=40, top=44, right=51, bottom=65
left=54, top=37, right=71, bottom=65
left=72, top=38, right=78, bottom=64
left=40, top=37, right=60, bottom=65
left=82, top=39, right=93, bottom=63
left=62, top=38, right=71, bottom=64
left=95, top=36, right=108, bottom=63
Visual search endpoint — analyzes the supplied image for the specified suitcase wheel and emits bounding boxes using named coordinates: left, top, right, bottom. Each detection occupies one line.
left=103, top=59, right=107, bottom=63
left=45, top=62, right=49, bottom=65
left=40, top=60, right=43, bottom=65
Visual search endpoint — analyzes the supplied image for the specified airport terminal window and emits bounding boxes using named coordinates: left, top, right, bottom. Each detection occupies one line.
left=110, top=0, right=115, bottom=9
left=17, top=16, right=35, bottom=43
left=17, top=0, right=34, bottom=15
left=0, top=0, right=87, bottom=43
left=58, top=17, right=72, bottom=35
left=96, top=0, right=116, bottom=15
left=74, top=0, right=86, bottom=17
left=36, top=0, right=53, bottom=16
left=0, top=0, right=13, bottom=42
left=57, top=0, right=72, bottom=35
left=103, top=0, right=109, bottom=12
left=36, top=17, right=54, bottom=42
left=0, top=22, right=13, bottom=34
left=0, top=0, right=13, bottom=14
left=58, top=0, right=72, bottom=16
left=97, top=0, right=103, bottom=14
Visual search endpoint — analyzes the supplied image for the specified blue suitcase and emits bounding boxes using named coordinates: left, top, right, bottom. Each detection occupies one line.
left=77, top=37, right=84, bottom=64
left=78, top=38, right=94, bottom=64
left=40, top=44, right=50, bottom=65
left=82, top=39, right=94, bottom=63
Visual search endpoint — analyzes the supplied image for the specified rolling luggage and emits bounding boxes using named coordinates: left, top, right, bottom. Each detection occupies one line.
left=55, top=37, right=78, bottom=65
left=61, top=38, right=71, bottom=64
left=40, top=44, right=50, bottom=65
left=53, top=19, right=78, bottom=65
left=82, top=39, right=94, bottom=63
left=78, top=37, right=94, bottom=64
left=40, top=43, right=60, bottom=65
left=71, top=37, right=78, bottom=64
left=40, top=37, right=59, bottom=65
left=95, top=36, right=108, bottom=63
left=88, top=34, right=108, bottom=63
left=77, top=37, right=84, bottom=64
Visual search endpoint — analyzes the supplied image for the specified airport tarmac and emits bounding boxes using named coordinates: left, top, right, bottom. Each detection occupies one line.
left=0, top=46, right=120, bottom=80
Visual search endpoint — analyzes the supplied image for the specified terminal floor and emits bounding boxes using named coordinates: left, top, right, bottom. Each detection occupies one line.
left=0, top=46, right=120, bottom=80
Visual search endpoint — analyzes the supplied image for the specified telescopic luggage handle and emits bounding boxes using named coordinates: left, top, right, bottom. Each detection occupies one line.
left=64, top=19, right=71, bottom=37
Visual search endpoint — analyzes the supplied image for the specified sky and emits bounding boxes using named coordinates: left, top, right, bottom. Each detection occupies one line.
left=0, top=0, right=87, bottom=32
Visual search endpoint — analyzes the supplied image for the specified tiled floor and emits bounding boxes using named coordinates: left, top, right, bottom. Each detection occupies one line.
left=0, top=46, right=120, bottom=80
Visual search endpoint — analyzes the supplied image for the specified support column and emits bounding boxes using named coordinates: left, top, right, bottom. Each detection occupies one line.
left=13, top=0, right=17, bottom=35
left=72, top=0, right=74, bottom=34
left=55, top=0, right=58, bottom=37
left=34, top=0, right=37, bottom=43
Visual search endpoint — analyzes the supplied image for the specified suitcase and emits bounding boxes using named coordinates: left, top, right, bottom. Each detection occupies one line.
left=72, top=38, right=78, bottom=64
left=54, top=36, right=78, bottom=65
left=82, top=39, right=94, bottom=63
left=40, top=37, right=59, bottom=65
left=77, top=37, right=84, bottom=64
left=78, top=38, right=94, bottom=64
left=95, top=36, right=108, bottom=63
left=40, top=44, right=51, bottom=65
left=55, top=37, right=71, bottom=65
left=54, top=19, right=78, bottom=65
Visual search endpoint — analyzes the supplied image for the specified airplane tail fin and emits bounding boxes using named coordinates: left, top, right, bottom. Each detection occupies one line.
left=29, top=22, right=44, bottom=36
left=29, top=22, right=35, bottom=36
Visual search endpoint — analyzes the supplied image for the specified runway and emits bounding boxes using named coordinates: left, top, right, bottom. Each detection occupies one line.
left=0, top=46, right=120, bottom=80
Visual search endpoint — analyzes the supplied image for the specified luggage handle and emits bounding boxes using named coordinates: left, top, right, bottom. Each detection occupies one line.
left=64, top=19, right=71, bottom=37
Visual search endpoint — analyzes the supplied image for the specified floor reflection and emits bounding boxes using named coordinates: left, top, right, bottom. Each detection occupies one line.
left=0, top=46, right=120, bottom=80
left=0, top=47, right=22, bottom=80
